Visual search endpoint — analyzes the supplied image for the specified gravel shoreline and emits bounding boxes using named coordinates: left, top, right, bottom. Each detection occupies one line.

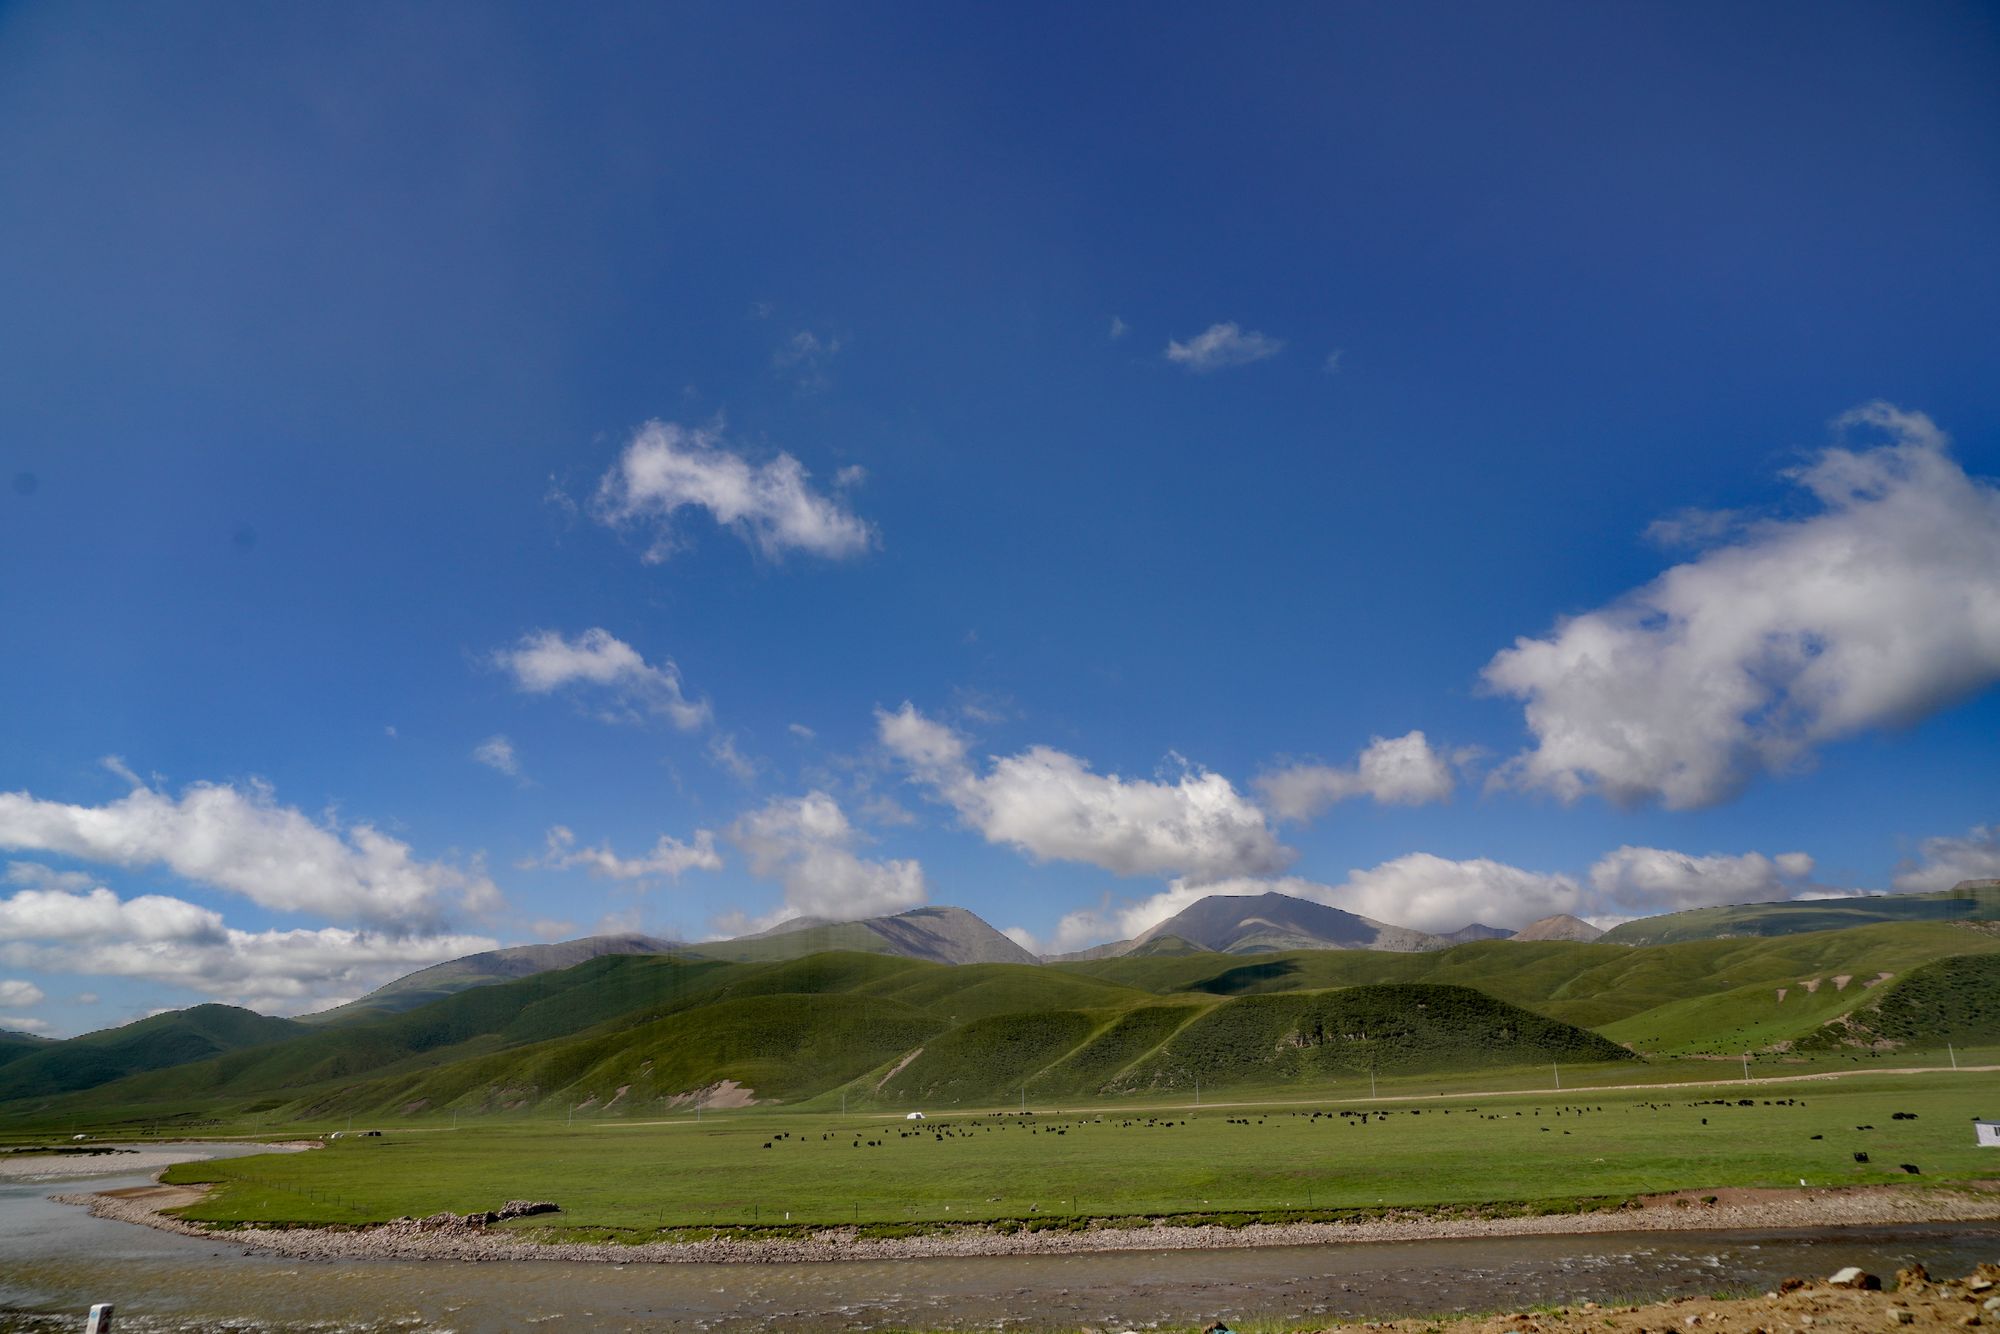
left=56, top=1179, right=2000, bottom=1266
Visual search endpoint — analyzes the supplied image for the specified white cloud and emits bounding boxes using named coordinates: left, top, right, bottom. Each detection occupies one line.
left=593, top=420, right=876, bottom=562
left=1001, top=925, right=1040, bottom=954
left=773, top=329, right=843, bottom=392
left=0, top=780, right=500, bottom=930
left=725, top=791, right=925, bottom=929
left=1109, top=315, right=1128, bottom=341
left=472, top=734, right=520, bottom=777
left=0, top=1015, right=50, bottom=1034
left=1321, top=856, right=1583, bottom=934
left=493, top=627, right=710, bottom=731
left=1587, top=846, right=1816, bottom=914
left=1255, top=731, right=1456, bottom=822
left=536, top=825, right=723, bottom=882
left=1485, top=405, right=2000, bottom=809
left=788, top=722, right=817, bottom=741
left=1892, top=824, right=2000, bottom=893
left=1322, top=349, right=1344, bottom=374
left=0, top=880, right=495, bottom=1015
left=0, top=979, right=44, bottom=1008
left=1165, top=322, right=1283, bottom=373
left=706, top=734, right=758, bottom=784
left=877, top=703, right=1290, bottom=880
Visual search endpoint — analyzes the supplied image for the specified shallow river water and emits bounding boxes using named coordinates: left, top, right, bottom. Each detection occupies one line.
left=2, top=1148, right=1995, bottom=1333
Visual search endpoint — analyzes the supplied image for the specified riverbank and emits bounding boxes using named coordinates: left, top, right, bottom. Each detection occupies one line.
left=1292, top=1262, right=2000, bottom=1334
left=58, top=1177, right=2000, bottom=1265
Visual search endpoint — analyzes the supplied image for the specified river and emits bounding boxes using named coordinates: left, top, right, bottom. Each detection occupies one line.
left=2, top=1146, right=1994, bottom=1332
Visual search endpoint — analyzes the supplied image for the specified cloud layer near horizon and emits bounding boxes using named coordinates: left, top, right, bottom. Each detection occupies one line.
left=0, top=775, right=499, bottom=931
left=0, top=863, right=494, bottom=1015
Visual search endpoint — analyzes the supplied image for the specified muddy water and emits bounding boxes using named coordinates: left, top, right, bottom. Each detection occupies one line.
left=2, top=1150, right=1995, bottom=1333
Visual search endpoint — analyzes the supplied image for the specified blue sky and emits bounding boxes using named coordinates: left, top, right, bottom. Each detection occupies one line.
left=2, top=2, right=1997, bottom=1035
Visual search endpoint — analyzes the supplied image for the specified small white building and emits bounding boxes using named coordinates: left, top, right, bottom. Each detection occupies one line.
left=906, top=1111, right=926, bottom=1120
left=1976, top=1120, right=2000, bottom=1147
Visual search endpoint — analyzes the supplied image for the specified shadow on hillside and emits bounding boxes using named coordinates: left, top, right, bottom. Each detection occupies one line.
left=1183, top=959, right=1302, bottom=996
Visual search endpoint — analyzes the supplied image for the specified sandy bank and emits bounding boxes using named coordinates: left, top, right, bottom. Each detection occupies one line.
left=1296, top=1262, right=2000, bottom=1334
left=2, top=1140, right=315, bottom=1182
left=58, top=1178, right=2000, bottom=1266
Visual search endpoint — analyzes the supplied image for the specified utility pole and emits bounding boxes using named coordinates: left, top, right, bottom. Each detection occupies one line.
left=1370, top=1064, right=1377, bottom=1100
left=1194, top=1076, right=1200, bottom=1108
left=1949, top=1043, right=1958, bottom=1071
left=1742, top=1053, right=1751, bottom=1081
left=1552, top=1061, right=1560, bottom=1091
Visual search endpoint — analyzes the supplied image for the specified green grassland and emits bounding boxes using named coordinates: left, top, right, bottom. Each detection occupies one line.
left=157, top=1070, right=2000, bottom=1232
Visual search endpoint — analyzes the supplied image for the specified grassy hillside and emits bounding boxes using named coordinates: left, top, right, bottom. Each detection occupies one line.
left=304, top=933, right=686, bottom=1023
left=1057, top=921, right=2000, bottom=1038
left=0, top=1029, right=54, bottom=1070
left=0, top=1004, right=305, bottom=1102
left=1108, top=984, right=1635, bottom=1093
left=1598, top=882, right=2000, bottom=945
left=1796, top=952, right=2000, bottom=1052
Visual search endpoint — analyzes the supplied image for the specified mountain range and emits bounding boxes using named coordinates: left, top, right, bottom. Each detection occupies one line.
left=3, top=881, right=1993, bottom=1126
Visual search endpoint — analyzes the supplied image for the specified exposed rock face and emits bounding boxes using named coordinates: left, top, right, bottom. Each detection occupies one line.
left=1511, top=914, right=1607, bottom=943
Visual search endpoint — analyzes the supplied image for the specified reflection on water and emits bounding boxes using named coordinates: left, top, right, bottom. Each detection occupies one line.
left=2, top=1149, right=1995, bottom=1332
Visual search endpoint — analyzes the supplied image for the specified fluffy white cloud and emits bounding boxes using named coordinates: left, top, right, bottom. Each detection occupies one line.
left=1484, top=405, right=2000, bottom=809
left=725, top=792, right=925, bottom=929
left=0, top=779, right=500, bottom=930
left=537, top=825, right=723, bottom=881
left=0, top=979, right=44, bottom=1007
left=1587, top=846, right=1816, bottom=914
left=1892, top=824, right=2000, bottom=893
left=1164, top=322, right=1283, bottom=372
left=493, top=627, right=710, bottom=731
left=594, top=419, right=875, bottom=561
left=877, top=704, right=1290, bottom=880
left=472, top=734, right=520, bottom=777
left=0, top=878, right=495, bottom=1014
left=1324, top=856, right=1583, bottom=934
left=1255, top=731, right=1456, bottom=821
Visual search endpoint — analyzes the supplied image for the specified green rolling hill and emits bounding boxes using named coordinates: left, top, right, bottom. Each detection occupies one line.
left=0, top=1029, right=55, bottom=1070
left=10, top=907, right=2000, bottom=1132
left=303, top=932, right=688, bottom=1024
left=0, top=1004, right=305, bottom=1102
left=1597, top=881, right=2000, bottom=945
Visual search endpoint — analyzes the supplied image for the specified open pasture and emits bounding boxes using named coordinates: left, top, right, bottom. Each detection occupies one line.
left=162, top=1067, right=2000, bottom=1233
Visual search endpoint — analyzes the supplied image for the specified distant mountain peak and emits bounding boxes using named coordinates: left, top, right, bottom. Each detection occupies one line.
left=1124, top=890, right=1444, bottom=956
left=705, top=904, right=1038, bottom=966
left=1511, top=913, right=1606, bottom=942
